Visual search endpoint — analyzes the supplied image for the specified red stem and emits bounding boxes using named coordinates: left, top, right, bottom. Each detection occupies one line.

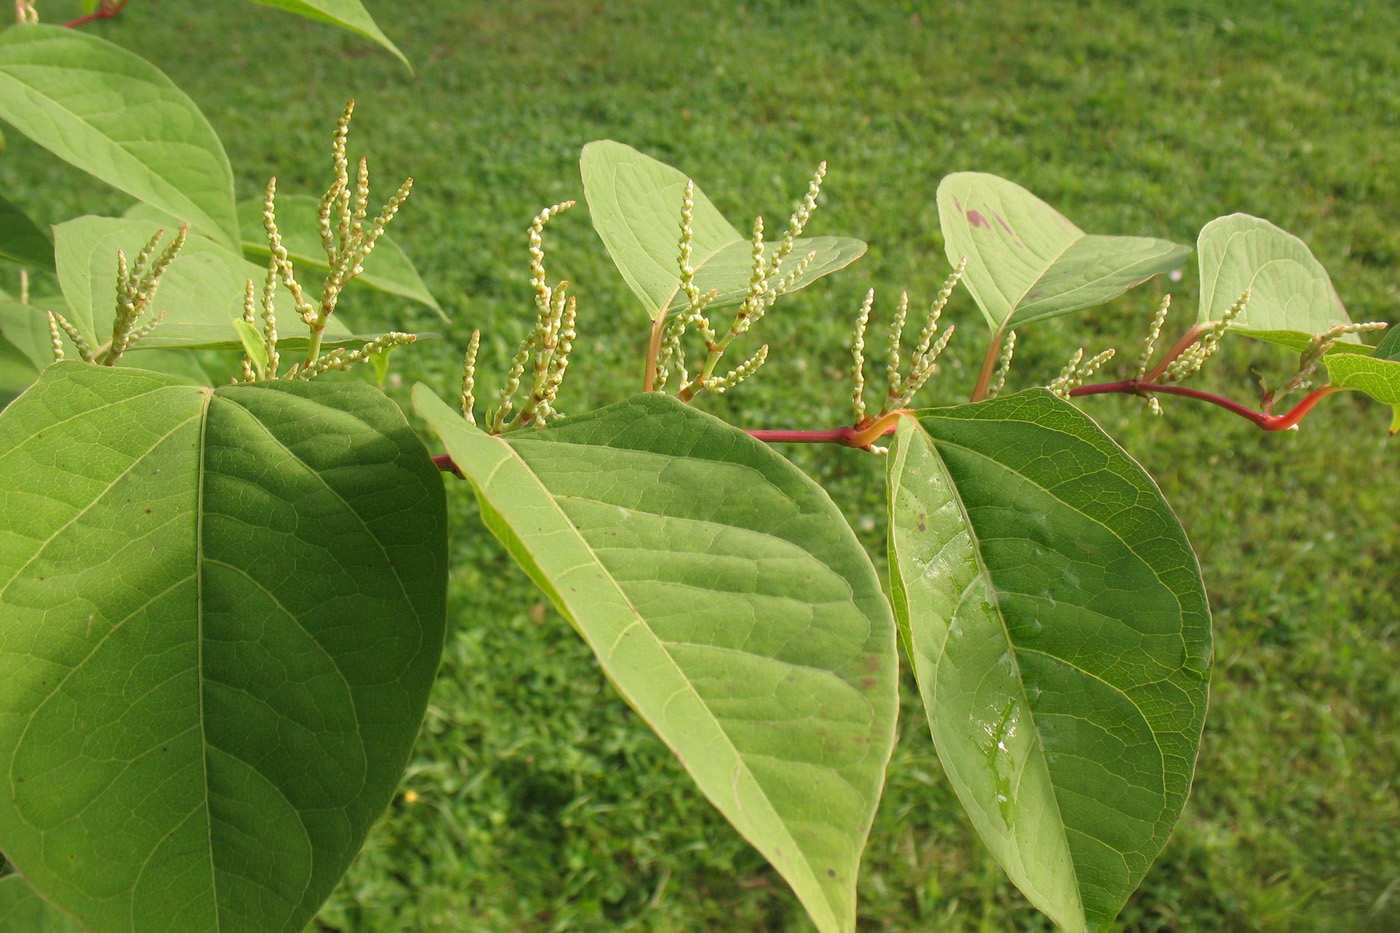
left=429, top=384, right=1344, bottom=475
left=63, top=0, right=125, bottom=27
left=1070, top=379, right=1342, bottom=431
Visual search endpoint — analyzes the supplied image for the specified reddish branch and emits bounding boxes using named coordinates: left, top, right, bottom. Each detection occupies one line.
left=430, top=383, right=1345, bottom=474
left=64, top=0, right=126, bottom=28
left=1068, top=379, right=1343, bottom=431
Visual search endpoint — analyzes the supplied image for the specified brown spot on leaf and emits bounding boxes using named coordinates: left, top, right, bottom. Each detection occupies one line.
left=967, top=209, right=990, bottom=228
left=862, top=654, right=883, bottom=672
left=860, top=677, right=877, bottom=690
left=918, top=522, right=926, bottom=532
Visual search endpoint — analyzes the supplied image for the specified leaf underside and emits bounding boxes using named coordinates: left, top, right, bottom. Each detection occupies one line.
left=1196, top=213, right=1358, bottom=351
left=887, top=391, right=1211, bottom=933
left=937, top=173, right=1190, bottom=332
left=0, top=363, right=447, bottom=932
left=581, top=140, right=866, bottom=320
left=415, top=387, right=897, bottom=933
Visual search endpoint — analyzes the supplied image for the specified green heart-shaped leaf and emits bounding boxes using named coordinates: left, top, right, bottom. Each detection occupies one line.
left=0, top=363, right=447, bottom=931
left=887, top=391, right=1211, bottom=933
left=1196, top=214, right=1359, bottom=351
left=581, top=140, right=866, bottom=321
left=0, top=25, right=239, bottom=249
left=415, top=387, right=896, bottom=933
left=937, top=173, right=1189, bottom=332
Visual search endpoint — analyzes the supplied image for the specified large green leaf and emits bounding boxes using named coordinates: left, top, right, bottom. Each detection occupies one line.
left=1324, top=351, right=1400, bottom=435
left=53, top=215, right=357, bottom=353
left=886, top=391, right=1211, bottom=933
left=0, top=363, right=447, bottom=932
left=235, top=195, right=446, bottom=320
left=581, top=140, right=866, bottom=321
left=0, top=25, right=239, bottom=249
left=0, top=193, right=52, bottom=270
left=414, top=387, right=896, bottom=933
left=0, top=875, right=84, bottom=932
left=247, top=0, right=410, bottom=70
left=937, top=173, right=1190, bottom=332
left=1196, top=214, right=1358, bottom=351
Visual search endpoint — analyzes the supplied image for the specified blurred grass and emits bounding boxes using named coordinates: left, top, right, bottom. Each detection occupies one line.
left=3, top=0, right=1397, bottom=929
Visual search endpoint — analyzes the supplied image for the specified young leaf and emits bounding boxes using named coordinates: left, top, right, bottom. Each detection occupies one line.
left=0, top=363, right=447, bottom=932
left=414, top=387, right=897, bottom=933
left=1374, top=324, right=1400, bottom=361
left=581, top=140, right=866, bottom=321
left=937, top=173, right=1189, bottom=332
left=53, top=215, right=357, bottom=353
left=0, top=875, right=84, bottom=933
left=1323, top=352, right=1400, bottom=434
left=234, top=195, right=446, bottom=321
left=1197, top=214, right=1359, bottom=351
left=887, top=391, right=1211, bottom=933
left=247, top=0, right=411, bottom=71
left=0, top=193, right=53, bottom=270
left=232, top=317, right=270, bottom=377
left=0, top=25, right=239, bottom=249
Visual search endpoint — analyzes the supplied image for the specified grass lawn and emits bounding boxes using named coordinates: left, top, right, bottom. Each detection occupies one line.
left=3, top=0, right=1397, bottom=929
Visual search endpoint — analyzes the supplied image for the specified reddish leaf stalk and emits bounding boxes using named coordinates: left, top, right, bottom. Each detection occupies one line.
left=64, top=0, right=126, bottom=28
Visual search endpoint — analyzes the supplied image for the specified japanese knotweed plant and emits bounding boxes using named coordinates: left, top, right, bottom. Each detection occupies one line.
left=0, top=6, right=1398, bottom=933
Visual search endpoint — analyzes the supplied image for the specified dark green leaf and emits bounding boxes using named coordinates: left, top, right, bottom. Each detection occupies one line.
left=0, top=363, right=447, bottom=931
left=887, top=391, right=1211, bottom=932
left=0, top=193, right=52, bottom=270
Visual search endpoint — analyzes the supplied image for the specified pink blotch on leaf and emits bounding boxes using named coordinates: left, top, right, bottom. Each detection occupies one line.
left=967, top=209, right=990, bottom=229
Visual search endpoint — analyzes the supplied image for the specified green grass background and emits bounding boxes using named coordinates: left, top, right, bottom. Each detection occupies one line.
left=4, top=0, right=1397, bottom=929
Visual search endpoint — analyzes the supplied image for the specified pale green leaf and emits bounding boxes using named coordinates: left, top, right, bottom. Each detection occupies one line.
left=581, top=140, right=866, bottom=321
left=1324, top=352, right=1400, bottom=434
left=0, top=25, right=239, bottom=249
left=248, top=0, right=411, bottom=70
left=0, top=193, right=52, bottom=270
left=232, top=317, right=270, bottom=377
left=0, top=874, right=84, bottom=933
left=887, top=392, right=1211, bottom=933
left=937, top=173, right=1189, bottom=332
left=1197, top=213, right=1359, bottom=350
left=0, top=297, right=53, bottom=369
left=0, top=363, right=447, bottom=931
left=415, top=387, right=897, bottom=933
left=53, top=215, right=356, bottom=354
